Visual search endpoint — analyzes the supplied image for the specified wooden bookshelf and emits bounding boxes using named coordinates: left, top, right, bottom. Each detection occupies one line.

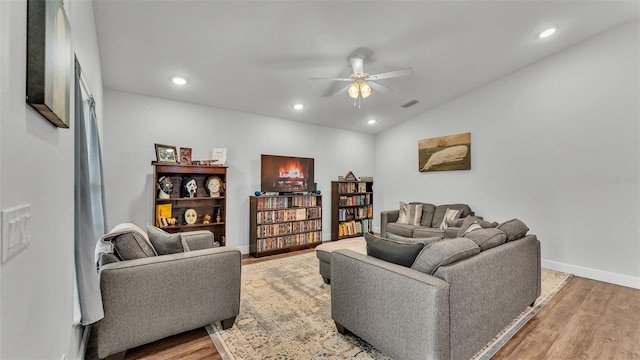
left=331, top=180, right=373, bottom=240
left=153, top=163, right=227, bottom=246
left=249, top=194, right=322, bottom=257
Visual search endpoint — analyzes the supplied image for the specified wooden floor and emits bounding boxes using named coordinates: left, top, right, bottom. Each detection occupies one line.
left=86, top=249, right=640, bottom=359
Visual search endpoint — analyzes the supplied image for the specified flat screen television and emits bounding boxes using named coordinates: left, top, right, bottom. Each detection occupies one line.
left=261, top=154, right=314, bottom=193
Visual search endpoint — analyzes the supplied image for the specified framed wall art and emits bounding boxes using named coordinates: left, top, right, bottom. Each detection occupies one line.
left=418, top=132, right=471, bottom=172
left=26, top=0, right=72, bottom=128
left=155, top=143, right=178, bottom=164
left=180, top=147, right=192, bottom=165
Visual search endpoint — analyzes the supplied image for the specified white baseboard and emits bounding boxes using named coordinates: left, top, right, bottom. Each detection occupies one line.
left=542, top=259, right=640, bottom=289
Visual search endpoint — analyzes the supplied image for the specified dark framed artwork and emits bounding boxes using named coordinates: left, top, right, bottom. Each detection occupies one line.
left=155, top=143, right=178, bottom=163
left=26, top=0, right=72, bottom=128
left=180, top=147, right=192, bottom=165
left=418, top=132, right=471, bottom=172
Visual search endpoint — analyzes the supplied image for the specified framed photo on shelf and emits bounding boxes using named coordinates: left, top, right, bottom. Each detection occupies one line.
left=155, top=143, right=178, bottom=163
left=180, top=147, right=192, bottom=165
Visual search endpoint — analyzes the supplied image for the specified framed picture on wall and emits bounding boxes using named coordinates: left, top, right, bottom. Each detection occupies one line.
left=26, top=0, right=72, bottom=128
left=155, top=143, right=178, bottom=163
left=180, top=147, right=192, bottom=165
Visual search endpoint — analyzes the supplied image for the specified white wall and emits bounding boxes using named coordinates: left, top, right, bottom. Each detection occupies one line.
left=375, top=21, right=640, bottom=289
left=102, top=90, right=376, bottom=253
left=0, top=0, right=103, bottom=359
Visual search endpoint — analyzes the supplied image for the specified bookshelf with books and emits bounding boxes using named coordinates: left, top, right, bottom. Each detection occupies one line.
left=249, top=194, right=323, bottom=257
left=331, top=180, right=374, bottom=240
left=153, top=163, right=227, bottom=245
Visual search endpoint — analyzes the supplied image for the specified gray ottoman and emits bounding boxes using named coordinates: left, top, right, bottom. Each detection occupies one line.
left=315, top=237, right=367, bottom=284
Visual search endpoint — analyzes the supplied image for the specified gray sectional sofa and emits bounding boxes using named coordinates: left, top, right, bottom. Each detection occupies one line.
left=381, top=203, right=475, bottom=239
left=330, top=223, right=540, bottom=360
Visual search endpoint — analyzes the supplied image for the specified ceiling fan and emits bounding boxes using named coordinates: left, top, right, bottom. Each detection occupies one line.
left=311, top=56, right=414, bottom=105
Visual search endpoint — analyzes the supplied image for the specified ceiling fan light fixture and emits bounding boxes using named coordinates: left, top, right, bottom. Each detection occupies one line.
left=348, top=83, right=360, bottom=99
left=360, top=81, right=372, bottom=98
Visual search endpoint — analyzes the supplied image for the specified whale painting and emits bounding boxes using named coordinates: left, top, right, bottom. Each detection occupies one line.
left=418, top=132, right=471, bottom=172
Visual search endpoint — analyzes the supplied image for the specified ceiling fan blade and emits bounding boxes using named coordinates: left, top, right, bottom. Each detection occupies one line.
left=350, top=57, right=364, bottom=75
left=309, top=77, right=352, bottom=82
left=368, top=81, right=393, bottom=94
left=367, top=67, right=414, bottom=80
left=330, top=83, right=353, bottom=96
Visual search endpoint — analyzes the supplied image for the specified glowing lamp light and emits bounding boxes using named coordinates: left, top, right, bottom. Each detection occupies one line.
left=348, top=83, right=360, bottom=99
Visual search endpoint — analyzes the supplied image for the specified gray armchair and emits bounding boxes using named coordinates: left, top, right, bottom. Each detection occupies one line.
left=95, top=228, right=241, bottom=360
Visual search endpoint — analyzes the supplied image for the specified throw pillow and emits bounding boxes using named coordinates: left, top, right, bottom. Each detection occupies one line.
left=463, top=228, right=507, bottom=251
left=365, top=232, right=425, bottom=267
left=456, top=215, right=482, bottom=237
left=147, top=224, right=184, bottom=255
left=96, top=223, right=157, bottom=263
left=447, top=218, right=466, bottom=228
left=463, top=223, right=483, bottom=235
left=496, top=218, right=529, bottom=241
left=397, top=202, right=423, bottom=225
left=411, top=238, right=480, bottom=275
left=438, top=208, right=460, bottom=230
left=386, top=232, right=442, bottom=246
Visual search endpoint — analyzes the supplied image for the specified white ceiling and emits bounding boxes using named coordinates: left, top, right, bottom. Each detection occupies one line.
left=93, top=1, right=639, bottom=134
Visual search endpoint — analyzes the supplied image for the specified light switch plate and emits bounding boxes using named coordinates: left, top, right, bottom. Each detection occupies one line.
left=1, top=204, right=32, bottom=263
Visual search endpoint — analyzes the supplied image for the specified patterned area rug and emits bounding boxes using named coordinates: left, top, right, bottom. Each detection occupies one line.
left=207, top=251, right=572, bottom=359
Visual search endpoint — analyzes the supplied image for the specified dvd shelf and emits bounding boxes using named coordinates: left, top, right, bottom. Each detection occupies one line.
left=331, top=180, right=374, bottom=240
left=153, top=163, right=227, bottom=246
left=250, top=194, right=323, bottom=257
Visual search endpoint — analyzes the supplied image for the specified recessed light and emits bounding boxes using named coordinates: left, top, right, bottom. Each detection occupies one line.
left=171, top=76, right=187, bottom=85
left=367, top=119, right=377, bottom=125
left=293, top=104, right=304, bottom=110
left=538, top=27, right=557, bottom=39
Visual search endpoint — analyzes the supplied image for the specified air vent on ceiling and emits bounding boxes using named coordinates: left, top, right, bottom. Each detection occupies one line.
left=401, top=99, right=419, bottom=108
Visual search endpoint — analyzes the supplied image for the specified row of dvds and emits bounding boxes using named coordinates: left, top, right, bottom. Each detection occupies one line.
left=256, top=207, right=322, bottom=224
left=338, top=194, right=371, bottom=206
left=338, top=219, right=372, bottom=237
left=337, top=182, right=369, bottom=194
left=256, top=231, right=323, bottom=252
left=255, top=194, right=318, bottom=210
left=256, top=219, right=322, bottom=238
left=337, top=206, right=373, bottom=221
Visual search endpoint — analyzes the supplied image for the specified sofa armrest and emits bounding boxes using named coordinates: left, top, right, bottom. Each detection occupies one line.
left=96, top=246, right=241, bottom=359
left=331, top=249, right=450, bottom=360
left=380, top=209, right=400, bottom=237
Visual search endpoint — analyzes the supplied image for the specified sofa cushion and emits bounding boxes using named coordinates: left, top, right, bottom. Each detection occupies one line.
left=497, top=218, right=529, bottom=241
left=386, top=222, right=423, bottom=237
left=417, top=203, right=437, bottom=227
left=463, top=228, right=507, bottom=251
left=397, top=202, right=423, bottom=225
left=386, top=232, right=442, bottom=245
left=411, top=238, right=480, bottom=275
left=413, top=227, right=445, bottom=238
left=365, top=232, right=425, bottom=267
left=432, top=204, right=472, bottom=228
left=147, top=225, right=184, bottom=255
left=438, top=208, right=461, bottom=230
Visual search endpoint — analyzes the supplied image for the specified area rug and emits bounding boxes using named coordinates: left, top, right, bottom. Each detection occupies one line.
left=207, top=251, right=572, bottom=359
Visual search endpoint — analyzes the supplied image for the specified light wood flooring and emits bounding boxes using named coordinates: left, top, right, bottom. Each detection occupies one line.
left=86, top=248, right=640, bottom=359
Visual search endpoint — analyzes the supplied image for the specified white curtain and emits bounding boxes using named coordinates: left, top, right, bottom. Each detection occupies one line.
left=74, top=57, right=106, bottom=325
